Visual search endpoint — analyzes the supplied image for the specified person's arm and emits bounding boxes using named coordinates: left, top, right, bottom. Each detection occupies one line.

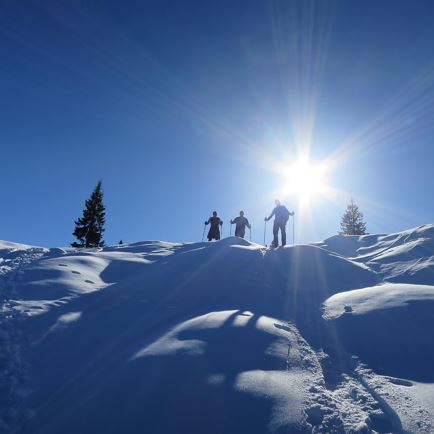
left=220, top=219, right=223, bottom=226
left=246, top=219, right=251, bottom=229
left=230, top=219, right=234, bottom=224
left=205, top=217, right=210, bottom=225
left=265, top=208, right=275, bottom=221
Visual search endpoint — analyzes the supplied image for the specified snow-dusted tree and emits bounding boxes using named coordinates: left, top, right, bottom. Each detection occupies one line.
left=340, top=199, right=367, bottom=235
left=72, top=181, right=106, bottom=248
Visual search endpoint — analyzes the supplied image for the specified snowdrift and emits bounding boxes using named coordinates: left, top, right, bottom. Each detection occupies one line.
left=317, top=224, right=434, bottom=283
left=324, top=283, right=434, bottom=382
left=1, top=225, right=434, bottom=433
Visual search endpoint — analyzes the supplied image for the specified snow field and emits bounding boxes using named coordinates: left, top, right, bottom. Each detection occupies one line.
left=1, top=225, right=434, bottom=433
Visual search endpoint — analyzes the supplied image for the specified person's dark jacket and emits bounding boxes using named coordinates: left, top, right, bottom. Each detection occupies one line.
left=206, top=216, right=222, bottom=240
left=266, top=205, right=291, bottom=222
left=231, top=216, right=250, bottom=237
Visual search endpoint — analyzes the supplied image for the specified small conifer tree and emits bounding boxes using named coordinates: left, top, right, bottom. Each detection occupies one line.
left=72, top=181, right=106, bottom=247
left=340, top=199, right=367, bottom=235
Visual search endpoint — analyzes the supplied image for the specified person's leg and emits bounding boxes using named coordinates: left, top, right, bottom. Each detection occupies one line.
left=272, top=221, right=279, bottom=247
left=281, top=222, right=287, bottom=246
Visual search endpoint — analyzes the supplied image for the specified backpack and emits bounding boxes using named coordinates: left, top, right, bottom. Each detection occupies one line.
left=281, top=206, right=290, bottom=222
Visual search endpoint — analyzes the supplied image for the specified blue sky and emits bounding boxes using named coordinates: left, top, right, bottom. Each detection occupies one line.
left=1, top=0, right=434, bottom=247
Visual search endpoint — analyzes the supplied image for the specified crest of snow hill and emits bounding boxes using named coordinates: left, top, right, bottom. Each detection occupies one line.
left=1, top=225, right=434, bottom=433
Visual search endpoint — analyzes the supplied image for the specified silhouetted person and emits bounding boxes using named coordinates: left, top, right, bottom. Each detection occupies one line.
left=265, top=200, right=293, bottom=247
left=230, top=211, right=251, bottom=238
left=205, top=211, right=223, bottom=241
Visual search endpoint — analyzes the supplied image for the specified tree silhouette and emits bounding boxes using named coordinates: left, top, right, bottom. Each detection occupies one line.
left=340, top=199, right=367, bottom=235
left=72, top=181, right=106, bottom=247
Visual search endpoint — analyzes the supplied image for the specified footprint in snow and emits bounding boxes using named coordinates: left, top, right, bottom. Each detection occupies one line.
left=71, top=270, right=81, bottom=275
left=305, top=405, right=324, bottom=426
left=387, top=377, right=413, bottom=387
left=274, top=322, right=292, bottom=333
left=84, top=280, right=95, bottom=284
left=58, top=264, right=68, bottom=267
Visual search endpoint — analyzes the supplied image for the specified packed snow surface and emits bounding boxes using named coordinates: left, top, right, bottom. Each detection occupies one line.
left=1, top=225, right=434, bottom=433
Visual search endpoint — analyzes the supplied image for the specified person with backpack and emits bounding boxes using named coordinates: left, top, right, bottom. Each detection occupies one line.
left=230, top=211, right=251, bottom=238
left=205, top=211, right=223, bottom=241
left=265, top=200, right=294, bottom=247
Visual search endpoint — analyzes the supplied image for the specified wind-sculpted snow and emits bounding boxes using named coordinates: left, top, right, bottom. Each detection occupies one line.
left=318, top=224, right=434, bottom=284
left=1, top=225, right=434, bottom=433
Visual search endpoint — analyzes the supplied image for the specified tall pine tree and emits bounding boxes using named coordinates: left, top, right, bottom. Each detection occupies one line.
left=340, top=199, right=367, bottom=235
left=72, top=181, right=106, bottom=247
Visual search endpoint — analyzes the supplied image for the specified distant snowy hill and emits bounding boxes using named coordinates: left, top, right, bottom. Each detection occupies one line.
left=1, top=226, right=434, bottom=433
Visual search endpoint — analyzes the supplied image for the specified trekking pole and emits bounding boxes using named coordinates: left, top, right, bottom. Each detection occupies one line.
left=220, top=223, right=223, bottom=239
left=249, top=226, right=252, bottom=242
left=263, top=220, right=267, bottom=247
left=230, top=222, right=232, bottom=237
left=202, top=223, right=206, bottom=242
left=292, top=213, right=295, bottom=245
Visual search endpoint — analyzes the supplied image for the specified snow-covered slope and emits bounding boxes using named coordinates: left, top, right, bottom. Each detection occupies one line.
left=1, top=225, right=434, bottom=433
left=316, top=224, right=434, bottom=284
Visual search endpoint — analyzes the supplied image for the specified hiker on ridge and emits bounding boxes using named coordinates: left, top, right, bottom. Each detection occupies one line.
left=230, top=211, right=251, bottom=239
left=205, top=211, right=223, bottom=241
left=265, top=200, right=294, bottom=247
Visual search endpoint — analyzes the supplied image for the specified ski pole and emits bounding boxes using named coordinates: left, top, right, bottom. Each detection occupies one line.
left=249, top=226, right=252, bottom=241
left=202, top=223, right=206, bottom=242
left=292, top=213, right=295, bottom=245
left=264, top=220, right=267, bottom=246
left=230, top=222, right=232, bottom=237
left=220, top=223, right=223, bottom=239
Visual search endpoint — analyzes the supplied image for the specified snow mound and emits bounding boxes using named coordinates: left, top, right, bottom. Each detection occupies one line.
left=0, top=240, right=39, bottom=252
left=266, top=244, right=378, bottom=296
left=20, top=308, right=310, bottom=434
left=315, top=233, right=386, bottom=258
left=324, top=282, right=434, bottom=318
left=323, top=283, right=434, bottom=381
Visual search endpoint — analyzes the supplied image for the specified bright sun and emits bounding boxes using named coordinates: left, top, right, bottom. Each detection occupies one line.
left=279, top=159, right=328, bottom=201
